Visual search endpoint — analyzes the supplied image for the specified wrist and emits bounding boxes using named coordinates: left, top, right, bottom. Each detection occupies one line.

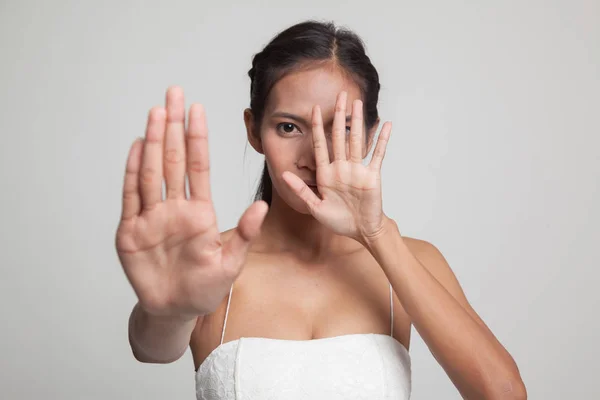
left=137, top=302, right=198, bottom=325
left=360, top=215, right=398, bottom=248
left=130, top=303, right=197, bottom=363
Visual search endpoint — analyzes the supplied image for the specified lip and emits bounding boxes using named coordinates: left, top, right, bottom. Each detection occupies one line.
left=303, top=181, right=319, bottom=193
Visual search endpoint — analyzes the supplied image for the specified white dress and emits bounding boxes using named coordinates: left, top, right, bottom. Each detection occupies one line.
left=195, top=283, right=412, bottom=399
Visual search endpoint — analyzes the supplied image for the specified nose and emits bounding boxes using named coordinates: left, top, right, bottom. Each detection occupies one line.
left=296, top=133, right=318, bottom=171
left=296, top=129, right=339, bottom=170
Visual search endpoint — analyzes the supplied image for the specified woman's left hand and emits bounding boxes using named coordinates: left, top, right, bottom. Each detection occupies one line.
left=281, top=91, right=393, bottom=246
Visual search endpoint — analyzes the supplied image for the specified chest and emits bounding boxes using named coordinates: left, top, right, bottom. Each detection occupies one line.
left=191, top=249, right=411, bottom=369
left=233, top=251, right=391, bottom=333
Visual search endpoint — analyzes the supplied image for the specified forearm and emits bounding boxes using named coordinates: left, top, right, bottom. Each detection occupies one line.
left=364, top=221, right=524, bottom=399
left=128, top=302, right=198, bottom=364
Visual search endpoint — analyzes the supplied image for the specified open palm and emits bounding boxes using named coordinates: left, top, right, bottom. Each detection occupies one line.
left=115, top=87, right=267, bottom=319
left=282, top=91, right=391, bottom=244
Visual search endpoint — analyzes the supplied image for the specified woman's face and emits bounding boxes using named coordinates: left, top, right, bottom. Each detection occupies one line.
left=246, top=64, right=375, bottom=215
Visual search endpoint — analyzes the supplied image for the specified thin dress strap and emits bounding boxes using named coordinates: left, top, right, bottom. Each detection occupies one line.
left=389, top=282, right=394, bottom=337
left=220, top=283, right=234, bottom=345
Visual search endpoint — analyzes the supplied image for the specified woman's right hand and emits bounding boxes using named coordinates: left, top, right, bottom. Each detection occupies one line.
left=115, top=86, right=268, bottom=320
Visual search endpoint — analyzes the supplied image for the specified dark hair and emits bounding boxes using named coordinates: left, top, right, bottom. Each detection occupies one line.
left=248, top=20, right=381, bottom=205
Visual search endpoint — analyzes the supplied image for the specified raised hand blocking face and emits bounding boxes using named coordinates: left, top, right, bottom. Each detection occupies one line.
left=281, top=90, right=392, bottom=244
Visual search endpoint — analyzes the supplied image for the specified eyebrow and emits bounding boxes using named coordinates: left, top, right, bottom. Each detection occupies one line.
left=270, top=111, right=352, bottom=126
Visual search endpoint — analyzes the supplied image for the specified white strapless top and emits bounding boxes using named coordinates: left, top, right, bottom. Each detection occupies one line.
left=195, top=283, right=411, bottom=399
left=195, top=333, right=411, bottom=399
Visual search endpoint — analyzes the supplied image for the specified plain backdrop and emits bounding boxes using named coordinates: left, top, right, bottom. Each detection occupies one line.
left=1, top=0, right=598, bottom=399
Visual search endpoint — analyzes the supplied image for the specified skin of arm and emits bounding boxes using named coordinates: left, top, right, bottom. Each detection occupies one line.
left=128, top=302, right=201, bottom=364
left=362, top=217, right=527, bottom=400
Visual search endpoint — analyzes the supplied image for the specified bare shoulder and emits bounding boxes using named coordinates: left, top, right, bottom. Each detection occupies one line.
left=402, top=236, right=441, bottom=259
left=402, top=236, right=492, bottom=330
left=401, top=237, right=467, bottom=305
left=388, top=235, right=458, bottom=298
left=402, top=237, right=453, bottom=281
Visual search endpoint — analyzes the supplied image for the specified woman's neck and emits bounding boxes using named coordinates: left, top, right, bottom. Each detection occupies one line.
left=255, top=192, right=363, bottom=262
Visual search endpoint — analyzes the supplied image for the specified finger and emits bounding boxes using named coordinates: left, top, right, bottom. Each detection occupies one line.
left=311, top=105, right=330, bottom=168
left=164, top=86, right=187, bottom=199
left=349, top=99, right=364, bottom=163
left=187, top=104, right=212, bottom=201
left=221, top=200, right=269, bottom=278
left=121, top=138, right=144, bottom=221
left=139, top=106, right=166, bottom=211
left=369, top=121, right=392, bottom=171
left=332, top=91, right=348, bottom=161
left=281, top=171, right=322, bottom=213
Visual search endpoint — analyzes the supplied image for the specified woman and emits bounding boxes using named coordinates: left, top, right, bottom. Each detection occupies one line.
left=117, top=20, right=526, bottom=399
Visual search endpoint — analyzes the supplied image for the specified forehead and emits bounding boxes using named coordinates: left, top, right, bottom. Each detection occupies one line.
left=265, top=65, right=362, bottom=117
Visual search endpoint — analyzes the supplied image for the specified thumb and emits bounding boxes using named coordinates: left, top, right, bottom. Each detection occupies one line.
left=281, top=171, right=321, bottom=213
left=221, top=200, right=269, bottom=277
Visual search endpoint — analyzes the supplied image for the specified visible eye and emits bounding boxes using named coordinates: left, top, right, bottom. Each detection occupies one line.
left=276, top=122, right=301, bottom=135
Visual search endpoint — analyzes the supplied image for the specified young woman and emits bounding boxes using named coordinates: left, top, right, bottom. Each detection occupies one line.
left=117, top=20, right=526, bottom=400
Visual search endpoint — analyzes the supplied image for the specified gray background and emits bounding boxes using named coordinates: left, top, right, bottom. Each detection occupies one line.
left=1, top=0, right=598, bottom=399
